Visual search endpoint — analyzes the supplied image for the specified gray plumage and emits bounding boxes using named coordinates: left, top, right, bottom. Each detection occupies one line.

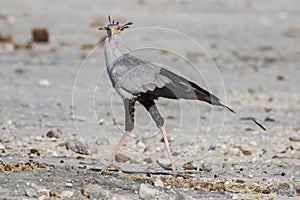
left=99, top=17, right=234, bottom=177
left=107, top=53, right=234, bottom=112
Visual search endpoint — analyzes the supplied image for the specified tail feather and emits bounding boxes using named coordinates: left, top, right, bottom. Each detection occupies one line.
left=189, top=81, right=235, bottom=113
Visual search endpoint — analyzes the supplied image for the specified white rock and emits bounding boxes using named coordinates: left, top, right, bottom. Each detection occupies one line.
left=139, top=183, right=158, bottom=200
left=154, top=179, right=164, bottom=187
left=35, top=136, right=43, bottom=141
left=37, top=79, right=50, bottom=88
left=25, top=187, right=37, bottom=197
left=0, top=143, right=5, bottom=150
left=228, top=148, right=240, bottom=156
left=61, top=191, right=74, bottom=198
left=137, top=140, right=146, bottom=151
left=66, top=182, right=73, bottom=187
left=98, top=118, right=105, bottom=125
left=6, top=120, right=13, bottom=126
left=7, top=16, right=16, bottom=26
left=156, top=158, right=170, bottom=169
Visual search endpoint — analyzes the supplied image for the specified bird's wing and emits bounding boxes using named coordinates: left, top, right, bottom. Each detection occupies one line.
left=110, top=54, right=194, bottom=96
left=110, top=54, right=233, bottom=112
left=116, top=62, right=172, bottom=94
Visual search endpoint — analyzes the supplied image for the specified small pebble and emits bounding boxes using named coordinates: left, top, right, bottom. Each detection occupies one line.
left=37, top=79, right=50, bottom=88
left=98, top=118, right=105, bottom=125
left=136, top=140, right=146, bottom=150
left=228, top=148, right=241, bottom=156
left=61, top=191, right=74, bottom=198
left=46, top=128, right=62, bottom=138
left=0, top=144, right=5, bottom=150
left=156, top=158, right=171, bottom=169
left=139, top=183, right=158, bottom=200
left=289, top=136, right=300, bottom=142
left=25, top=187, right=37, bottom=197
left=32, top=28, right=49, bottom=43
left=65, top=182, right=73, bottom=188
left=182, top=162, right=197, bottom=170
left=154, top=179, right=164, bottom=187
left=66, top=139, right=90, bottom=155
left=115, top=153, right=131, bottom=163
left=199, top=163, right=212, bottom=172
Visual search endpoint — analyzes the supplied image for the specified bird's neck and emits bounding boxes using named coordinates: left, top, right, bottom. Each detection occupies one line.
left=104, top=34, right=130, bottom=67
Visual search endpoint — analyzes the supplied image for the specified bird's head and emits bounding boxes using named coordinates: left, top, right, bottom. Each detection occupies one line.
left=98, top=15, right=133, bottom=37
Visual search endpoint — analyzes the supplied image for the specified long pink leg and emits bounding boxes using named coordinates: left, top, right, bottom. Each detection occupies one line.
left=100, top=131, right=129, bottom=174
left=160, top=126, right=178, bottom=178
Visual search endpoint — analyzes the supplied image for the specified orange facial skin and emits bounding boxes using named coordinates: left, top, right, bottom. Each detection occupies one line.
left=113, top=26, right=120, bottom=34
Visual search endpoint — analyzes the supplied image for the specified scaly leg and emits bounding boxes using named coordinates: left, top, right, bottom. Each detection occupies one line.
left=100, top=131, right=129, bottom=174
left=161, top=125, right=178, bottom=178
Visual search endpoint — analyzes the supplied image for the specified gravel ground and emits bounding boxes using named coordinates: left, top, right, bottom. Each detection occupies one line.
left=1, top=0, right=300, bottom=199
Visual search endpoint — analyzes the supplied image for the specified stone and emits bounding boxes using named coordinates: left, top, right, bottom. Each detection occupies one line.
left=46, top=129, right=62, bottom=138
left=182, top=162, right=197, bottom=170
left=228, top=147, right=241, bottom=156
left=289, top=136, right=300, bottom=142
left=199, top=163, right=212, bottom=172
left=115, top=153, right=131, bottom=163
left=139, top=183, right=158, bottom=200
left=66, top=138, right=90, bottom=155
left=66, top=182, right=73, bottom=188
left=154, top=179, right=164, bottom=187
left=277, top=183, right=294, bottom=196
left=32, top=28, right=49, bottom=43
left=81, top=184, right=110, bottom=199
left=156, top=158, right=171, bottom=169
left=25, top=187, right=37, bottom=197
left=0, top=143, right=5, bottom=150
left=37, top=79, right=50, bottom=88
left=61, top=191, right=74, bottom=198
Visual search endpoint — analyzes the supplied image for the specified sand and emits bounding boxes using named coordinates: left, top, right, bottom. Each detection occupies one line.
left=0, top=0, right=299, bottom=199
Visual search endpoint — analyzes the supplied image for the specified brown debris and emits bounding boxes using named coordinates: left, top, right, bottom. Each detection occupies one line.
left=30, top=148, right=41, bottom=156
left=81, top=44, right=95, bottom=50
left=0, top=33, right=13, bottom=42
left=235, top=179, right=245, bottom=184
left=107, top=163, right=121, bottom=170
left=0, top=14, right=7, bottom=20
left=32, top=28, right=49, bottom=43
left=49, top=191, right=60, bottom=197
left=277, top=75, right=285, bottom=81
left=182, top=162, right=197, bottom=170
left=56, top=142, right=66, bottom=147
left=160, top=49, right=170, bottom=55
left=0, top=160, right=48, bottom=171
left=223, top=162, right=230, bottom=167
left=60, top=42, right=71, bottom=49
left=233, top=145, right=252, bottom=156
left=13, top=42, right=33, bottom=50
left=296, top=187, right=300, bottom=196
